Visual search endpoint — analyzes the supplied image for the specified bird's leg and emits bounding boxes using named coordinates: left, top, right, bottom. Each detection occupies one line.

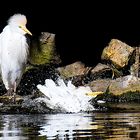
left=13, top=82, right=16, bottom=93
left=6, top=88, right=13, bottom=96
left=12, top=82, right=17, bottom=103
left=2, top=88, right=14, bottom=104
left=5, top=83, right=17, bottom=103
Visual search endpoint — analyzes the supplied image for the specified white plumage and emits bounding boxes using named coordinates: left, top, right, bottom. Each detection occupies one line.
left=0, top=13, right=32, bottom=97
left=37, top=78, right=94, bottom=113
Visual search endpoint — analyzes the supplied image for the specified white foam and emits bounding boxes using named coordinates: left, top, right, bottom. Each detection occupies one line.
left=37, top=78, right=95, bottom=113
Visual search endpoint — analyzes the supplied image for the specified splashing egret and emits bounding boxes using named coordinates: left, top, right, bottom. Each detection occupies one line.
left=0, top=13, right=32, bottom=101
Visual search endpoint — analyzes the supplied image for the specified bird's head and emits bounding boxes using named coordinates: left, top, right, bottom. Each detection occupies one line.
left=8, top=13, right=32, bottom=36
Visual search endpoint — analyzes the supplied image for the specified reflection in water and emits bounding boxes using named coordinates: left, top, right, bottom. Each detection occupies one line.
left=0, top=112, right=140, bottom=139
left=39, top=113, right=96, bottom=139
left=0, top=115, right=23, bottom=140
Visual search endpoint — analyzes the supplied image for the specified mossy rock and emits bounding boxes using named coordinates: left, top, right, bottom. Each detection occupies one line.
left=92, top=91, right=140, bottom=103
left=90, top=90, right=140, bottom=112
left=29, top=32, right=61, bottom=65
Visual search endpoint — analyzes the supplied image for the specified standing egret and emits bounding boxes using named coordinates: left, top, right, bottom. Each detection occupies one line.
left=0, top=13, right=32, bottom=101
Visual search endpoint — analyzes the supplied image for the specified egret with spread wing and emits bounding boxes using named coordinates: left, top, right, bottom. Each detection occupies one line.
left=0, top=13, right=32, bottom=101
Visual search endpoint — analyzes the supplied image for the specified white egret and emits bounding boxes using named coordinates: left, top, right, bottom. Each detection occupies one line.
left=0, top=13, right=32, bottom=101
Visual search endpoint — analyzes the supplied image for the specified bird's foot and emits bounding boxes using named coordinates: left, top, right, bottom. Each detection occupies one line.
left=1, top=92, right=15, bottom=104
left=11, top=93, right=23, bottom=104
left=2, top=92, right=19, bottom=104
left=1, top=90, right=23, bottom=104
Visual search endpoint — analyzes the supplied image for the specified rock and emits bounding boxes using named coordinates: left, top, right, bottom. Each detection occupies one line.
left=62, top=62, right=117, bottom=86
left=91, top=63, right=110, bottom=74
left=101, top=39, right=134, bottom=69
left=0, top=94, right=53, bottom=114
left=58, top=62, right=117, bottom=87
left=89, top=75, right=140, bottom=110
left=0, top=95, right=23, bottom=104
left=87, top=79, right=112, bottom=92
left=21, top=97, right=53, bottom=114
left=130, top=47, right=140, bottom=77
left=29, top=32, right=61, bottom=65
left=57, top=61, right=89, bottom=78
left=90, top=63, right=112, bottom=79
left=88, top=75, right=140, bottom=96
left=65, top=75, right=89, bottom=86
left=109, top=75, right=140, bottom=95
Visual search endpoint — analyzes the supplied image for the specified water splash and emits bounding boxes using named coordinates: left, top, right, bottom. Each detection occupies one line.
left=37, top=78, right=95, bottom=113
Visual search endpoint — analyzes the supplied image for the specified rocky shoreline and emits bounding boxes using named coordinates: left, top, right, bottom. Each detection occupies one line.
left=1, top=32, right=140, bottom=113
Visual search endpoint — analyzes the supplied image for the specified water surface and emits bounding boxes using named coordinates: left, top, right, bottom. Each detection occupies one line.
left=0, top=110, right=140, bottom=139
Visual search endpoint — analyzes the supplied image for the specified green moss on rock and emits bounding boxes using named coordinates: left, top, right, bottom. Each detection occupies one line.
left=29, top=42, right=55, bottom=65
left=29, top=32, right=61, bottom=65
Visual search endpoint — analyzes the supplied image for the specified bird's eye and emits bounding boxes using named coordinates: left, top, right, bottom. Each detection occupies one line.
left=19, top=25, right=22, bottom=28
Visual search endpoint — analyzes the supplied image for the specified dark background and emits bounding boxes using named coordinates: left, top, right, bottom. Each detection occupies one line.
left=0, top=2, right=140, bottom=67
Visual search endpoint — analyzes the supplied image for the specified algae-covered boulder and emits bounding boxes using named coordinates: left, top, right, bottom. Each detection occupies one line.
left=101, top=39, right=134, bottom=69
left=29, top=32, right=61, bottom=65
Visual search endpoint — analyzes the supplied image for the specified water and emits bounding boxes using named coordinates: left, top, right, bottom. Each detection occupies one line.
left=0, top=111, right=140, bottom=139
left=37, top=78, right=94, bottom=113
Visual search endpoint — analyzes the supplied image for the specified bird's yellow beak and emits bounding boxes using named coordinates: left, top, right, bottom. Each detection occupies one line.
left=19, top=25, right=32, bottom=36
